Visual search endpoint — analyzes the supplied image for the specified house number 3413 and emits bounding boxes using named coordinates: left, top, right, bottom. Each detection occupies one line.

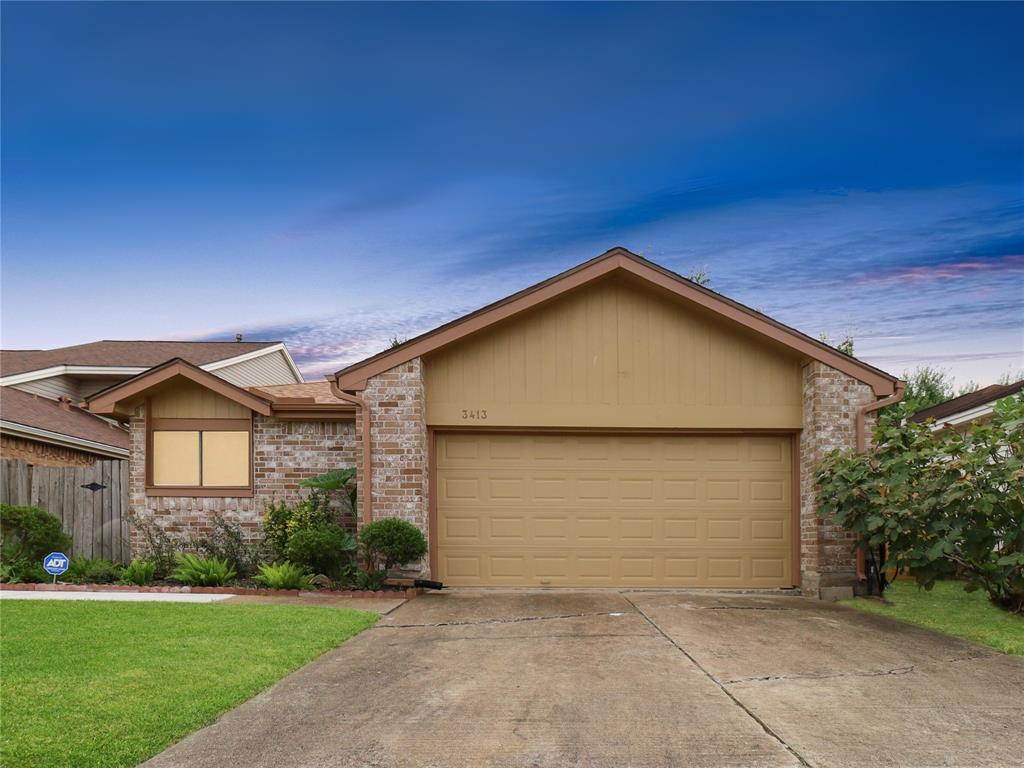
left=461, top=409, right=488, bottom=420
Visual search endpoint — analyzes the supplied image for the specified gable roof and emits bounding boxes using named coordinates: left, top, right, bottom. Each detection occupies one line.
left=0, top=340, right=284, bottom=378
left=910, top=379, right=1024, bottom=424
left=85, top=358, right=274, bottom=417
left=334, top=247, right=899, bottom=395
left=1, top=385, right=129, bottom=456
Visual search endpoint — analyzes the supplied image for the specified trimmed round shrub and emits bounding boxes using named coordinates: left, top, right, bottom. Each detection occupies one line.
left=1, top=504, right=71, bottom=567
left=284, top=523, right=356, bottom=578
left=360, top=518, right=427, bottom=571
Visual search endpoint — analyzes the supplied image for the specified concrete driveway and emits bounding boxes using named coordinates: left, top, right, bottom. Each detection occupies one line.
left=143, top=591, right=1024, bottom=768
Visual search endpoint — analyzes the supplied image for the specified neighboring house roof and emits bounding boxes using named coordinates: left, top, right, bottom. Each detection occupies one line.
left=0, top=386, right=129, bottom=457
left=910, top=379, right=1024, bottom=426
left=86, top=360, right=353, bottom=420
left=1, top=340, right=279, bottom=376
left=334, top=246, right=900, bottom=396
left=0, top=340, right=303, bottom=386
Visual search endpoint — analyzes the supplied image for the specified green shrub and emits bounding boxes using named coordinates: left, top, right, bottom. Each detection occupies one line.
left=285, top=523, right=356, bottom=577
left=817, top=393, right=1024, bottom=612
left=353, top=569, right=386, bottom=591
left=360, top=518, right=428, bottom=571
left=254, top=561, right=315, bottom=590
left=0, top=504, right=71, bottom=567
left=169, top=554, right=236, bottom=587
left=263, top=492, right=333, bottom=559
left=190, top=516, right=261, bottom=577
left=262, top=499, right=292, bottom=557
left=128, top=514, right=182, bottom=578
left=300, top=468, right=358, bottom=520
left=119, top=558, right=157, bottom=586
left=1, top=558, right=49, bottom=583
left=66, top=557, right=123, bottom=584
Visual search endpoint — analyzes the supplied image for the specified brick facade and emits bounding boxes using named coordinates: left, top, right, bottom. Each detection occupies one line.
left=799, top=361, right=876, bottom=597
left=357, top=358, right=429, bottom=574
left=127, top=354, right=879, bottom=594
left=128, top=408, right=357, bottom=554
left=0, top=434, right=99, bottom=467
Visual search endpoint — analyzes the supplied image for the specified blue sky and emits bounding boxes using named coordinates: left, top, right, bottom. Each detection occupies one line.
left=2, top=2, right=1022, bottom=385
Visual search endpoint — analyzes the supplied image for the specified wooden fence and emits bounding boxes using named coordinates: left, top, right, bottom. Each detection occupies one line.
left=1, top=459, right=130, bottom=563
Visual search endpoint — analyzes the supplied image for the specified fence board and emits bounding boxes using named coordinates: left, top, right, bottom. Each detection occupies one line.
left=0, top=458, right=129, bottom=562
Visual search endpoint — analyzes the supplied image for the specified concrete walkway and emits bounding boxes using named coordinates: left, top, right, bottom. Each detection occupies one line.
left=0, top=589, right=234, bottom=603
left=142, top=590, right=1024, bottom=768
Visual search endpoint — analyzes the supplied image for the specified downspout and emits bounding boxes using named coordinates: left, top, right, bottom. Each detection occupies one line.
left=853, top=379, right=906, bottom=580
left=328, top=377, right=373, bottom=525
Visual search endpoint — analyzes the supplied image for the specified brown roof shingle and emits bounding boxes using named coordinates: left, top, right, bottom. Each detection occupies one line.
left=910, top=380, right=1024, bottom=423
left=0, top=340, right=281, bottom=377
left=0, top=386, right=129, bottom=450
left=247, top=381, right=349, bottom=405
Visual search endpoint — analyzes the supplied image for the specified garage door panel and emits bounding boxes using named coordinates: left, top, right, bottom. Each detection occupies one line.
left=436, top=433, right=793, bottom=587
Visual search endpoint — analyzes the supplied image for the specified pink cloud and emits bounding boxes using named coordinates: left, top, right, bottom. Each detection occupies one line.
left=856, top=254, right=1024, bottom=285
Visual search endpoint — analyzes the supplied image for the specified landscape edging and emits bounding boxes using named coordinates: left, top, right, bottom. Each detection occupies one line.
left=0, top=582, right=422, bottom=598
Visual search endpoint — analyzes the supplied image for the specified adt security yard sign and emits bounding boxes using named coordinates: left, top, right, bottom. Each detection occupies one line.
left=43, top=552, right=70, bottom=582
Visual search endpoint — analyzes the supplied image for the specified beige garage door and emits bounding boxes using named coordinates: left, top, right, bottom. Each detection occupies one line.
left=435, top=433, right=794, bottom=588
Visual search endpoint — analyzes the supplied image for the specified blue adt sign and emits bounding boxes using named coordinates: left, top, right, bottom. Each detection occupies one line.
left=43, top=552, right=70, bottom=576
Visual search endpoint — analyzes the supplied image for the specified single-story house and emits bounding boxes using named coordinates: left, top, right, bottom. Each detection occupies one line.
left=910, top=379, right=1024, bottom=431
left=0, top=339, right=301, bottom=466
left=86, top=248, right=903, bottom=597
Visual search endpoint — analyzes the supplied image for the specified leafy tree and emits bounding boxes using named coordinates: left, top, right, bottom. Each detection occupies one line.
left=818, top=332, right=855, bottom=356
left=684, top=266, right=711, bottom=286
left=881, top=366, right=980, bottom=424
left=816, top=394, right=1024, bottom=612
left=998, top=368, right=1024, bottom=385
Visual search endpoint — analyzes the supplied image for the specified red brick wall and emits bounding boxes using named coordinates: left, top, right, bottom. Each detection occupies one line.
left=127, top=408, right=357, bottom=554
left=799, top=361, right=876, bottom=596
left=358, top=359, right=428, bottom=561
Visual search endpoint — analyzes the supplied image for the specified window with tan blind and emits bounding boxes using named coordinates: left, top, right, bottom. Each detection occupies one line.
left=150, top=427, right=251, bottom=490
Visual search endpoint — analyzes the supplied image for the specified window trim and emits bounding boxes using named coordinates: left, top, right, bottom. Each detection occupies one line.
left=145, top=405, right=254, bottom=497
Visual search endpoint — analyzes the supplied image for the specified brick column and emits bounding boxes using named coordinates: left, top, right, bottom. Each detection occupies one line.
left=359, top=358, right=429, bottom=575
left=799, top=361, right=876, bottom=597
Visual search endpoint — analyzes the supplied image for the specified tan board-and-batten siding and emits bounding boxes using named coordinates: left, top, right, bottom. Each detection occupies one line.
left=424, top=275, right=804, bottom=429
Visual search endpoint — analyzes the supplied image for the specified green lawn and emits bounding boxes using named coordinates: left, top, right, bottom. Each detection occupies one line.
left=0, top=600, right=378, bottom=768
left=842, top=580, right=1024, bottom=656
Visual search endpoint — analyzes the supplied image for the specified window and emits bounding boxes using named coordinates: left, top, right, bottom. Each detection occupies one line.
left=148, top=418, right=251, bottom=495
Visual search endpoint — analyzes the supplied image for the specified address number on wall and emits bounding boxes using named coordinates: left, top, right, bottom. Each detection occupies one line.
left=461, top=409, right=488, bottom=420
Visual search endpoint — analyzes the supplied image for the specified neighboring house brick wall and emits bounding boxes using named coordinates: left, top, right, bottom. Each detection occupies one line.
left=799, top=361, right=876, bottom=597
left=127, top=407, right=357, bottom=554
left=0, top=433, right=98, bottom=467
left=357, top=358, right=429, bottom=574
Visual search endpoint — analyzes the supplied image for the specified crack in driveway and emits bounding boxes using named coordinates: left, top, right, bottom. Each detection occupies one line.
left=623, top=595, right=814, bottom=768
left=722, top=665, right=915, bottom=685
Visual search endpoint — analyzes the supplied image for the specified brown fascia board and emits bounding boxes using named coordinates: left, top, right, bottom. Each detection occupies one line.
left=335, top=246, right=899, bottom=396
left=85, top=358, right=274, bottom=417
